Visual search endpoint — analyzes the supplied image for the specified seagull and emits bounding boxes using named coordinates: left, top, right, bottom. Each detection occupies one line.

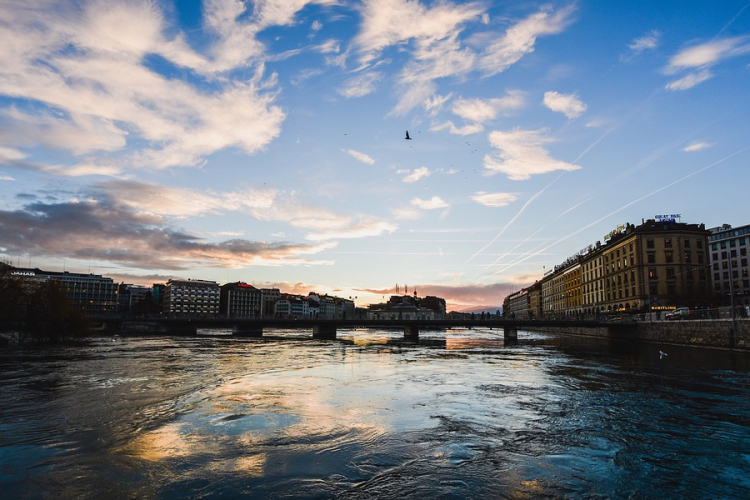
left=659, top=350, right=667, bottom=360
left=405, top=130, right=412, bottom=140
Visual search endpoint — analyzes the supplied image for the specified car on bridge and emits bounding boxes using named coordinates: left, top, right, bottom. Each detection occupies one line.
left=665, top=307, right=690, bottom=320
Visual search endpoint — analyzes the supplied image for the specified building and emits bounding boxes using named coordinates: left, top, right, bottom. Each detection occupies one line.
left=504, top=289, right=529, bottom=319
left=164, top=279, right=220, bottom=316
left=597, top=219, right=711, bottom=314
left=537, top=219, right=712, bottom=318
left=260, top=288, right=280, bottom=318
left=4, top=267, right=119, bottom=317
left=220, top=282, right=262, bottom=318
left=367, top=293, right=442, bottom=320
left=709, top=223, right=750, bottom=308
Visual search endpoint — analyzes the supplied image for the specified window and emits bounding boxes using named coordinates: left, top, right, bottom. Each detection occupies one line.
left=684, top=239, right=691, bottom=248
left=648, top=252, right=656, bottom=263
left=649, top=268, right=657, bottom=279
left=647, top=239, right=655, bottom=249
left=664, top=238, right=672, bottom=248
left=667, top=268, right=675, bottom=279
left=697, top=240, right=703, bottom=249
left=730, top=240, right=737, bottom=248
left=684, top=251, right=692, bottom=263
left=665, top=251, right=674, bottom=263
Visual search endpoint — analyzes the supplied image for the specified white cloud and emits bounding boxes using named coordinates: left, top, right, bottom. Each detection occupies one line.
left=629, top=30, right=660, bottom=52
left=484, top=128, right=582, bottom=180
left=345, top=149, right=376, bottom=165
left=0, top=0, right=294, bottom=173
left=431, top=120, right=484, bottom=135
left=452, top=91, right=525, bottom=122
left=401, top=166, right=432, bottom=183
left=411, top=196, right=449, bottom=210
left=354, top=0, right=483, bottom=67
left=338, top=71, right=382, bottom=98
left=306, top=219, right=397, bottom=241
left=95, top=180, right=394, bottom=242
left=0, top=174, right=14, bottom=181
left=543, top=91, right=586, bottom=119
left=479, top=5, right=576, bottom=76
left=665, top=70, right=713, bottom=91
left=391, top=206, right=422, bottom=220
left=471, top=191, right=519, bottom=207
left=0, top=146, right=27, bottom=162
left=684, top=141, right=713, bottom=152
left=663, top=36, right=750, bottom=90
left=666, top=37, right=750, bottom=73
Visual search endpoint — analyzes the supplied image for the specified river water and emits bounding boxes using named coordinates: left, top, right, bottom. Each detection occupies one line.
left=2, top=328, right=750, bottom=499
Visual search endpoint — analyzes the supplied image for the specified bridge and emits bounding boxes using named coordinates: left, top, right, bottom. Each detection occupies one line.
left=114, top=317, right=636, bottom=341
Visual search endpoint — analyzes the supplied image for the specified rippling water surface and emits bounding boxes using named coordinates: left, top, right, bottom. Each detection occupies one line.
left=2, top=328, right=750, bottom=499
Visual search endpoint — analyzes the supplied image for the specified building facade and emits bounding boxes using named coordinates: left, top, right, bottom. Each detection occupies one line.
left=164, top=279, right=220, bottom=316
left=709, top=223, right=750, bottom=308
left=220, top=282, right=262, bottom=318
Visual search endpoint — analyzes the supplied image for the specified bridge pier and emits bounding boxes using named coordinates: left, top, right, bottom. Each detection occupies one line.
left=504, top=327, right=517, bottom=341
left=404, top=325, right=420, bottom=340
left=312, top=325, right=337, bottom=340
left=232, top=325, right=263, bottom=337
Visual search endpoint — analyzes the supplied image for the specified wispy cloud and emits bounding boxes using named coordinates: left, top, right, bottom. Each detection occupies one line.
left=400, top=166, right=432, bottom=183
left=433, top=91, right=526, bottom=134
left=543, top=91, right=586, bottom=119
left=664, top=36, right=750, bottom=90
left=479, top=5, right=577, bottom=76
left=0, top=0, right=295, bottom=173
left=411, top=196, right=449, bottom=210
left=621, top=29, right=660, bottom=61
left=471, top=191, right=519, bottom=207
left=684, top=141, right=713, bottom=152
left=0, top=197, right=336, bottom=271
left=484, top=129, right=582, bottom=180
left=345, top=149, right=376, bottom=165
left=666, top=69, right=713, bottom=91
left=94, top=180, right=395, bottom=242
left=338, top=71, right=382, bottom=98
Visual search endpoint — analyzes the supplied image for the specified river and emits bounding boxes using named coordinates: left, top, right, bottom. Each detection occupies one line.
left=2, top=328, right=750, bottom=499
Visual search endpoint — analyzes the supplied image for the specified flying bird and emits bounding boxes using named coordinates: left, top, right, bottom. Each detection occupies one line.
left=405, top=130, right=412, bottom=140
left=659, top=350, right=668, bottom=360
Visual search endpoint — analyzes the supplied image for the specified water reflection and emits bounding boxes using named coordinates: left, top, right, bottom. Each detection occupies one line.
left=1, top=330, right=750, bottom=499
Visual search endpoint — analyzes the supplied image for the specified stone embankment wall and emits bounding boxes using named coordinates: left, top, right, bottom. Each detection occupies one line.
left=529, top=319, right=750, bottom=350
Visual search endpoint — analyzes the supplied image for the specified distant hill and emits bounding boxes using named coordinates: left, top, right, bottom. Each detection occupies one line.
left=456, top=305, right=503, bottom=315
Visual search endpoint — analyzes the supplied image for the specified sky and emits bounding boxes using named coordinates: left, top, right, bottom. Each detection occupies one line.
left=1, top=0, right=749, bottom=312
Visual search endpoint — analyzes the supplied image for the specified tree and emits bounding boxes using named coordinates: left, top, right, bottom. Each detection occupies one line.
left=0, top=264, right=89, bottom=343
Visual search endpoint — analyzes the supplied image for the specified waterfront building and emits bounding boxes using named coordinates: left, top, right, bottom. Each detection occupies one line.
left=564, top=263, right=582, bottom=317
left=527, top=282, right=542, bottom=319
left=709, top=223, right=750, bottom=308
left=581, top=243, right=605, bottom=317
left=308, top=293, right=336, bottom=318
left=535, top=219, right=712, bottom=318
left=4, top=266, right=119, bottom=317
left=274, top=297, right=291, bottom=318
left=367, top=293, right=442, bottom=320
left=600, top=219, right=711, bottom=313
left=220, top=282, right=262, bottom=318
left=541, top=265, right=568, bottom=319
left=118, top=284, right=152, bottom=316
left=260, top=288, right=280, bottom=319
left=504, top=289, right=529, bottom=319
left=164, top=279, right=220, bottom=316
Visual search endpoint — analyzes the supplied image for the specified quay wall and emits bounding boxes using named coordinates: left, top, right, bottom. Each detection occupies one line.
left=529, top=319, right=750, bottom=350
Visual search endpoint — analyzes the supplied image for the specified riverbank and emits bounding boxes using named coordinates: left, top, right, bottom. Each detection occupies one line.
left=530, top=318, right=750, bottom=350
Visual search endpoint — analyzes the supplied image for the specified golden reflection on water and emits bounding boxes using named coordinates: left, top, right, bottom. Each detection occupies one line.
left=124, top=422, right=197, bottom=461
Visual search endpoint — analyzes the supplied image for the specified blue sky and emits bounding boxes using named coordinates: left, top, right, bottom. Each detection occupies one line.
left=1, top=0, right=749, bottom=311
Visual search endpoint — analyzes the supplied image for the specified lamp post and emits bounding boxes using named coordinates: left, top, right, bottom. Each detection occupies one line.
left=728, top=253, right=736, bottom=346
